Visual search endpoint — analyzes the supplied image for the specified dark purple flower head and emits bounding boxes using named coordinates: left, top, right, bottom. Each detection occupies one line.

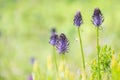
left=56, top=33, right=69, bottom=54
left=49, top=28, right=58, bottom=46
left=49, top=34, right=58, bottom=46
left=74, top=11, right=83, bottom=27
left=92, top=8, right=104, bottom=27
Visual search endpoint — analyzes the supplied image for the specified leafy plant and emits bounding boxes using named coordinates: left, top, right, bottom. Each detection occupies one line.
left=90, top=45, right=114, bottom=80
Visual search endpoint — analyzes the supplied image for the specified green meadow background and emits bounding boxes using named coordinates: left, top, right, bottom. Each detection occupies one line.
left=0, top=0, right=120, bottom=80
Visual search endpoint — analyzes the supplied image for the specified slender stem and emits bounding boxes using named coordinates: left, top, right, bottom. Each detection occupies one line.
left=77, top=28, right=86, bottom=70
left=62, top=54, right=65, bottom=73
left=97, top=27, right=101, bottom=80
left=53, top=46, right=58, bottom=72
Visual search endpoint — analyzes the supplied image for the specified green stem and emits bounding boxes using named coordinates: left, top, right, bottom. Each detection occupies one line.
left=97, top=27, right=101, bottom=80
left=53, top=46, right=58, bottom=72
left=62, top=54, right=65, bottom=72
left=77, top=28, right=86, bottom=70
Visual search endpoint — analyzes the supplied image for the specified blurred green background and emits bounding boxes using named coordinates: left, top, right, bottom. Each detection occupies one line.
left=0, top=0, right=120, bottom=80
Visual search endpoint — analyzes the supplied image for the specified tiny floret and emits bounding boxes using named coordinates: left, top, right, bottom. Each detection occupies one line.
left=51, top=28, right=56, bottom=35
left=27, top=74, right=33, bottom=80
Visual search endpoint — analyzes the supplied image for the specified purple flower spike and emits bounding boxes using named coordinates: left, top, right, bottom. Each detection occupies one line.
left=56, top=33, right=69, bottom=54
left=92, top=8, right=104, bottom=27
left=74, top=11, right=83, bottom=27
left=49, top=28, right=58, bottom=46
